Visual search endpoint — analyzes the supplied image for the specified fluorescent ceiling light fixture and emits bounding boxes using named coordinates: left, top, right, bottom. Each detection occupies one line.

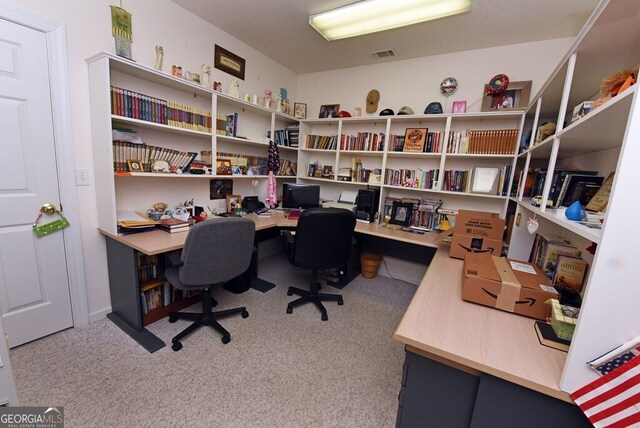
left=310, top=0, right=471, bottom=41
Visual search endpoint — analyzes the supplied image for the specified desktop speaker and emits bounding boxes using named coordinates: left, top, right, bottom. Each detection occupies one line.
left=355, top=188, right=380, bottom=223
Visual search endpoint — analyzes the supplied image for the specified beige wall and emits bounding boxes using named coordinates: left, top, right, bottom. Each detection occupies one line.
left=297, top=38, right=573, bottom=117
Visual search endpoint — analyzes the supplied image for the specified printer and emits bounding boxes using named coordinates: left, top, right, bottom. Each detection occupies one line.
left=321, top=189, right=357, bottom=214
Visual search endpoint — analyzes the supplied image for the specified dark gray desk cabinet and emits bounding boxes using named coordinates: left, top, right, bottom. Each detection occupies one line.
left=396, top=349, right=591, bottom=428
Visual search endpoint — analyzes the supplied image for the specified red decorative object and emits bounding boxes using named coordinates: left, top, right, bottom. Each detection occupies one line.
left=487, top=74, right=510, bottom=94
left=586, top=242, right=597, bottom=255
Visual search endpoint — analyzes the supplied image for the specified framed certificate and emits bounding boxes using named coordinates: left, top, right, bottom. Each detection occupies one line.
left=471, top=167, right=499, bottom=194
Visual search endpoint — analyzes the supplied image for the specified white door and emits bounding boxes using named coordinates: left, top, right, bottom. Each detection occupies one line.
left=0, top=18, right=73, bottom=347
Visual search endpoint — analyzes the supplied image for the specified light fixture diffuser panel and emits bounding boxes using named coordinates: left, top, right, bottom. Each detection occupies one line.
left=310, top=0, right=471, bottom=41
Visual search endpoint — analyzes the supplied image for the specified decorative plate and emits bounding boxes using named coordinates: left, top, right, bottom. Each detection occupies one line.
left=487, top=74, right=509, bottom=94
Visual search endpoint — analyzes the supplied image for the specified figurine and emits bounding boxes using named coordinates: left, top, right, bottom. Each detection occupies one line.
left=171, top=65, right=182, bottom=78
left=154, top=46, right=163, bottom=71
left=263, top=89, right=273, bottom=108
left=201, top=64, right=211, bottom=87
left=229, top=80, right=240, bottom=98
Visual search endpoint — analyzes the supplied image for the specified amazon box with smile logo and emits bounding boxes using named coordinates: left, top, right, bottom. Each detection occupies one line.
left=463, top=253, right=557, bottom=320
left=449, top=210, right=504, bottom=259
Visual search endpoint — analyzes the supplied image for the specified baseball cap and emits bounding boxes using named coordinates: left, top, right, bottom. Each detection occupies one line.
left=379, top=108, right=394, bottom=116
left=424, top=102, right=443, bottom=114
left=398, top=106, right=415, bottom=115
left=337, top=110, right=352, bottom=117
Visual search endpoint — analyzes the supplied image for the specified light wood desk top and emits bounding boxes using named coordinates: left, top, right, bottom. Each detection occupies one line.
left=393, top=245, right=570, bottom=402
left=100, top=211, right=440, bottom=255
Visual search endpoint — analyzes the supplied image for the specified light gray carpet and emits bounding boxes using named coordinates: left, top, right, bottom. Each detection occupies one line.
left=10, top=252, right=416, bottom=428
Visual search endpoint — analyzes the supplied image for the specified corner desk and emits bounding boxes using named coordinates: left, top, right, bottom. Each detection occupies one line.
left=100, top=212, right=586, bottom=425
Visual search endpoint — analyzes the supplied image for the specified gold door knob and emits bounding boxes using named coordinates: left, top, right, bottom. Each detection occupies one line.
left=41, top=203, right=58, bottom=215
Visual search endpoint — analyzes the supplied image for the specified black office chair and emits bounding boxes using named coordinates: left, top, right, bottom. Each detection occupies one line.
left=166, top=218, right=254, bottom=351
left=283, top=207, right=356, bottom=321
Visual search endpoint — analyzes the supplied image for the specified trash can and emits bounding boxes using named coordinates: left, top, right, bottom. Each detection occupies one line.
left=360, top=252, right=381, bottom=279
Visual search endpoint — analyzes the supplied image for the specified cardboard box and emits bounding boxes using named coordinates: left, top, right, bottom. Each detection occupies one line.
left=462, top=253, right=558, bottom=320
left=449, top=210, right=505, bottom=259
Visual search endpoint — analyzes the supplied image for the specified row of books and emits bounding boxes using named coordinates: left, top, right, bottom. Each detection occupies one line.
left=268, top=125, right=300, bottom=147
left=277, top=159, right=297, bottom=176
left=446, top=129, right=518, bottom=154
left=496, top=164, right=513, bottom=197
left=110, top=86, right=212, bottom=132
left=384, top=168, right=439, bottom=190
left=525, top=168, right=605, bottom=208
left=112, top=140, right=197, bottom=173
left=140, top=282, right=201, bottom=316
left=306, top=134, right=338, bottom=150
left=216, top=113, right=238, bottom=137
left=216, top=151, right=268, bottom=171
left=350, top=158, right=380, bottom=183
left=529, top=233, right=587, bottom=292
left=340, top=132, right=385, bottom=151
left=442, top=169, right=471, bottom=192
left=137, top=253, right=159, bottom=283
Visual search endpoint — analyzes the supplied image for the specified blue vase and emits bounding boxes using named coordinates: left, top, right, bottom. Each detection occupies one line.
left=565, top=201, right=586, bottom=221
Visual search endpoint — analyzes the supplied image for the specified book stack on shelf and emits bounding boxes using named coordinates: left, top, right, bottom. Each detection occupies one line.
left=157, top=218, right=190, bottom=233
left=116, top=210, right=158, bottom=234
left=110, top=86, right=212, bottom=132
left=306, top=134, right=337, bottom=150
left=269, top=129, right=289, bottom=146
left=384, top=168, right=439, bottom=189
left=112, top=140, right=197, bottom=173
left=286, top=125, right=299, bottom=148
left=390, top=129, right=443, bottom=153
left=340, top=132, right=385, bottom=151
left=447, top=129, right=517, bottom=154
left=544, top=169, right=604, bottom=208
left=350, top=158, right=376, bottom=183
left=215, top=113, right=238, bottom=137
left=137, top=253, right=159, bottom=283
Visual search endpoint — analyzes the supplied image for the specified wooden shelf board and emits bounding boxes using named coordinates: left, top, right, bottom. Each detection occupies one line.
left=112, top=115, right=211, bottom=138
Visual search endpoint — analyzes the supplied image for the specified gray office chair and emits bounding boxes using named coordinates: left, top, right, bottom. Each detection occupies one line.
left=283, top=207, right=356, bottom=320
left=166, top=217, right=254, bottom=351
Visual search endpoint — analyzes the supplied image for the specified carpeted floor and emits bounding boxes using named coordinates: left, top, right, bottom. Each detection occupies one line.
left=10, top=252, right=416, bottom=428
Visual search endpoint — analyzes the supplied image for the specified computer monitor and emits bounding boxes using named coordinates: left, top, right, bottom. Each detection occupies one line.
left=282, top=183, right=320, bottom=209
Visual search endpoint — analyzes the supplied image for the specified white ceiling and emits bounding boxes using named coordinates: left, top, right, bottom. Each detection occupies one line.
left=169, top=0, right=602, bottom=74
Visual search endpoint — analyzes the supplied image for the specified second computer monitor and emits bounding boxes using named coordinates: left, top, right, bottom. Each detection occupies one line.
left=282, top=183, right=320, bottom=209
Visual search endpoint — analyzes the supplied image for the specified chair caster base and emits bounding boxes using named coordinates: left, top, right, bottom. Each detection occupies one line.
left=321, top=312, right=328, bottom=321
left=286, top=305, right=293, bottom=314
left=287, top=289, right=293, bottom=296
left=241, top=310, right=249, bottom=318
left=337, top=297, right=344, bottom=305
left=172, top=341, right=183, bottom=351
left=221, top=334, right=231, bottom=344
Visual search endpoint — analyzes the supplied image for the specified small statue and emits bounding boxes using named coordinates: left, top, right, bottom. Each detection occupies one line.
left=229, top=80, right=240, bottom=98
left=154, top=46, right=164, bottom=71
left=201, top=64, right=211, bottom=87
left=276, top=95, right=283, bottom=112
left=283, top=98, right=291, bottom=115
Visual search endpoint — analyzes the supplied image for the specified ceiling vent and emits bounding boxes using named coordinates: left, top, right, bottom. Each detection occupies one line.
left=370, top=49, right=397, bottom=59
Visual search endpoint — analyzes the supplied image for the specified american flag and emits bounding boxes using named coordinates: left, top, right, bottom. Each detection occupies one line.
left=571, top=356, right=640, bottom=427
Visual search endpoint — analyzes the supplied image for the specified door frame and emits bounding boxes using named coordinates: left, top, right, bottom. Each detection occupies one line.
left=1, top=3, right=89, bottom=327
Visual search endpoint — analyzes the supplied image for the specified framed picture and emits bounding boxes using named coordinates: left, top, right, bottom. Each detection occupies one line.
left=226, top=195, right=241, bottom=213
left=210, top=179, right=233, bottom=200
left=294, top=102, right=307, bottom=119
left=319, top=104, right=339, bottom=118
left=471, top=167, right=500, bottom=194
left=214, top=45, right=245, bottom=80
left=452, top=101, right=467, bottom=113
left=389, top=201, right=414, bottom=227
left=322, top=165, right=333, bottom=178
left=216, top=159, right=232, bottom=175
left=481, top=80, right=532, bottom=112
left=403, top=128, right=427, bottom=152
left=308, top=164, right=317, bottom=177
left=127, top=159, right=143, bottom=172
